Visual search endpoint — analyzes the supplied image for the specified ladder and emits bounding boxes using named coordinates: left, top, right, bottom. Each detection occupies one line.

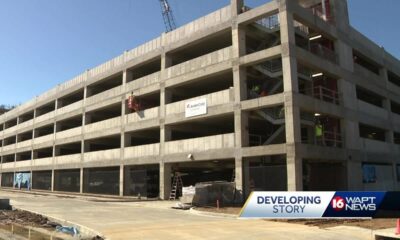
left=169, top=172, right=183, bottom=200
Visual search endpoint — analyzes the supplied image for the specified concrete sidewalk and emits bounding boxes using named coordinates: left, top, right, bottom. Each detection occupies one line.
left=0, top=191, right=376, bottom=240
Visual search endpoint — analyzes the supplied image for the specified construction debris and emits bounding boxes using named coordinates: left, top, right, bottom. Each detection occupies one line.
left=171, top=202, right=191, bottom=210
left=180, top=186, right=195, bottom=204
left=56, top=225, right=80, bottom=236
left=0, top=209, right=104, bottom=239
left=181, top=181, right=236, bottom=207
left=0, top=210, right=49, bottom=227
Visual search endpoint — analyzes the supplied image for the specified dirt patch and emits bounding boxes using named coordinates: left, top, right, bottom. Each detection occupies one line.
left=272, top=218, right=398, bottom=230
left=0, top=210, right=49, bottom=228
left=0, top=210, right=104, bottom=240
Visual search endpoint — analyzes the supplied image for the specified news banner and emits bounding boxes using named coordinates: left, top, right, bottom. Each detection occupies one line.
left=239, top=191, right=400, bottom=218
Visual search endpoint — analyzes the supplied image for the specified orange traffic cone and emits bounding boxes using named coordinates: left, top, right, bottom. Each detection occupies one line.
left=396, top=219, right=400, bottom=235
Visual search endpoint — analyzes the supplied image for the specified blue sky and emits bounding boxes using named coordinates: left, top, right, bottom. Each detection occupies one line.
left=0, top=0, right=399, bottom=106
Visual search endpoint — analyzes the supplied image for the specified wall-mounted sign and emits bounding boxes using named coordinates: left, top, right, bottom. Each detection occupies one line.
left=185, top=98, right=207, bottom=118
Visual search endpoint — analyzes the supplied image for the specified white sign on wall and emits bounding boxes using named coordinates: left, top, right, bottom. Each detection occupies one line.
left=185, top=98, right=207, bottom=118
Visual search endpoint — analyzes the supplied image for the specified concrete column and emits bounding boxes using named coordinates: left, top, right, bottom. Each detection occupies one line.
left=79, top=168, right=84, bottom=194
left=234, top=157, right=244, bottom=199
left=285, top=111, right=302, bottom=191
left=231, top=0, right=244, bottom=16
left=330, top=0, right=350, bottom=32
left=162, top=52, right=172, bottom=70
left=159, top=162, right=171, bottom=200
left=396, top=164, right=399, bottom=190
left=279, top=6, right=302, bottom=191
left=380, top=68, right=392, bottom=115
left=119, top=164, right=124, bottom=196
left=51, top=169, right=55, bottom=192
left=84, top=114, right=91, bottom=125
left=30, top=150, right=34, bottom=162
left=231, top=0, right=249, bottom=198
left=346, top=158, right=363, bottom=190
left=124, top=133, right=132, bottom=147
left=234, top=111, right=249, bottom=148
left=232, top=65, right=247, bottom=102
left=336, top=40, right=354, bottom=72
left=280, top=11, right=298, bottom=93
left=158, top=47, right=172, bottom=200
left=235, top=157, right=251, bottom=201
left=391, top=162, right=398, bottom=190
left=123, top=69, right=133, bottom=85
left=53, top=146, right=60, bottom=158
left=232, top=26, right=246, bottom=59
left=336, top=40, right=360, bottom=153
left=124, top=167, right=132, bottom=195
left=84, top=142, right=90, bottom=152
left=386, top=131, right=394, bottom=144
left=160, top=125, right=171, bottom=156
left=120, top=70, right=130, bottom=168
left=29, top=171, right=33, bottom=190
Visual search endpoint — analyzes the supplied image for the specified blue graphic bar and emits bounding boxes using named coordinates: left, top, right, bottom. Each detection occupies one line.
left=239, top=191, right=400, bottom=218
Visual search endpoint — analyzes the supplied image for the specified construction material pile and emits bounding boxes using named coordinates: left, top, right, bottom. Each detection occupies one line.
left=0, top=210, right=49, bottom=227
left=181, top=181, right=236, bottom=206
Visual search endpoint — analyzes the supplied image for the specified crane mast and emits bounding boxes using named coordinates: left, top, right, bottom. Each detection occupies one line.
left=158, top=0, right=177, bottom=32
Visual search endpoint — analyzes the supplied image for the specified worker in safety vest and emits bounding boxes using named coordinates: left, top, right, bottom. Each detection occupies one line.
left=249, top=85, right=261, bottom=99
left=315, top=120, right=324, bottom=145
left=251, top=85, right=260, bottom=94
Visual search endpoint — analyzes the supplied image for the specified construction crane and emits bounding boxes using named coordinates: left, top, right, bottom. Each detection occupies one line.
left=158, top=0, right=177, bottom=32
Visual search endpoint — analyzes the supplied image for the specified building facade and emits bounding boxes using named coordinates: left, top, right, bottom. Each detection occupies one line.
left=1, top=0, right=400, bottom=199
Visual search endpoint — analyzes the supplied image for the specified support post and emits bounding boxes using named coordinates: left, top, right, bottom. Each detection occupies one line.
left=119, top=164, right=124, bottom=196
left=279, top=2, right=302, bottom=191
left=160, top=163, right=171, bottom=200
left=80, top=168, right=84, bottom=194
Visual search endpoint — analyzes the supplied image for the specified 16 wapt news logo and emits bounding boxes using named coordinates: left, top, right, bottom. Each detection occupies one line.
left=323, top=192, right=387, bottom=218
left=331, top=196, right=376, bottom=212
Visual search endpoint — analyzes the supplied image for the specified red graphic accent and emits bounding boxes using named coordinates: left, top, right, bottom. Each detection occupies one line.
left=331, top=196, right=345, bottom=211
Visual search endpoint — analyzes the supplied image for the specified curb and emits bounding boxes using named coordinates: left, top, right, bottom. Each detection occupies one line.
left=13, top=206, right=107, bottom=240
left=2, top=188, right=144, bottom=202
left=188, top=207, right=238, bottom=219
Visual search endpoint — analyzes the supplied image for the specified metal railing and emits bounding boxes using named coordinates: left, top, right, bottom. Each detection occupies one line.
left=249, top=134, right=268, bottom=146
left=256, top=14, right=280, bottom=30
left=242, top=6, right=280, bottom=30
left=302, top=130, right=343, bottom=148
left=303, top=86, right=339, bottom=105
left=294, top=21, right=309, bottom=36
left=315, top=130, right=342, bottom=148
left=262, top=59, right=283, bottom=73
left=311, top=7, right=335, bottom=25
left=264, top=107, right=285, bottom=120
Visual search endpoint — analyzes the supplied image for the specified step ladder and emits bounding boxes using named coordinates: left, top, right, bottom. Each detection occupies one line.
left=169, top=172, right=183, bottom=200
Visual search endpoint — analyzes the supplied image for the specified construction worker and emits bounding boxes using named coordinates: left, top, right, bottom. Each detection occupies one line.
left=315, top=120, right=324, bottom=145
left=249, top=84, right=261, bottom=99
left=251, top=85, right=260, bottom=94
